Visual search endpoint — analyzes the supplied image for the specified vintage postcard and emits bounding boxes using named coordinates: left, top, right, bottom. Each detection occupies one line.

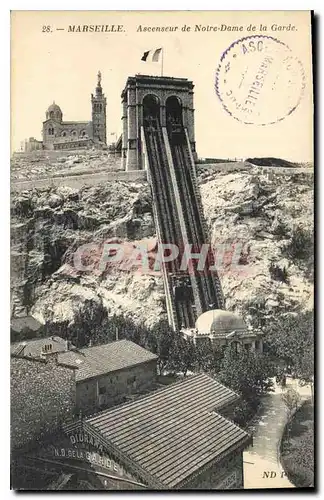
left=10, top=10, right=314, bottom=490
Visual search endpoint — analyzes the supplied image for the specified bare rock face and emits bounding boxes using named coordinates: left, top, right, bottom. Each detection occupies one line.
left=48, top=194, right=64, bottom=209
left=11, top=180, right=157, bottom=324
left=199, top=167, right=314, bottom=322
left=11, top=163, right=313, bottom=330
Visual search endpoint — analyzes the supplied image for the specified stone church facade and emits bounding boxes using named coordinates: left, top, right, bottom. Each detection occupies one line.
left=41, top=71, right=107, bottom=150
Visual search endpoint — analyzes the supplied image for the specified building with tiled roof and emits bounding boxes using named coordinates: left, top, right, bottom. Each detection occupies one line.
left=11, top=335, right=71, bottom=358
left=12, top=373, right=251, bottom=490
left=84, top=373, right=249, bottom=489
left=10, top=337, right=158, bottom=416
left=58, top=340, right=157, bottom=382
left=57, top=340, right=158, bottom=414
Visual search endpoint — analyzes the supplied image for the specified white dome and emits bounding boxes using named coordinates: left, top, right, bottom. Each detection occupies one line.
left=195, top=309, right=246, bottom=335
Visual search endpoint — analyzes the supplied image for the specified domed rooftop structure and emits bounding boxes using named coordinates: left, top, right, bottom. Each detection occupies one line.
left=46, top=101, right=63, bottom=122
left=195, top=309, right=246, bottom=336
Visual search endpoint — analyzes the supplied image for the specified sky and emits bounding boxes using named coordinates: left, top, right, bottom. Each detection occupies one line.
left=11, top=10, right=313, bottom=161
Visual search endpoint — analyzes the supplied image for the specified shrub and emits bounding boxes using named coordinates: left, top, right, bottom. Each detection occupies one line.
left=272, top=220, right=290, bottom=240
left=281, top=409, right=314, bottom=488
left=283, top=226, right=313, bottom=262
left=269, top=263, right=289, bottom=284
left=12, top=196, right=36, bottom=219
left=233, top=400, right=256, bottom=427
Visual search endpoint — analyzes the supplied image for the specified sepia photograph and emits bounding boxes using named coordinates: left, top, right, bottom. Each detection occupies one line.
left=10, top=9, right=314, bottom=491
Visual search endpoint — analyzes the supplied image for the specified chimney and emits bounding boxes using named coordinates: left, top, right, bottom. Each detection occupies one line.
left=88, top=339, right=92, bottom=347
left=42, top=343, right=53, bottom=354
left=116, top=327, right=119, bottom=341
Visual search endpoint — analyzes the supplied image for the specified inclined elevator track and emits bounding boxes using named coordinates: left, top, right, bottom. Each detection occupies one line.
left=144, top=116, right=223, bottom=329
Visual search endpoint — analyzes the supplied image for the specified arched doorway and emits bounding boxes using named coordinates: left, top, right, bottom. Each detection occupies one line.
left=143, top=94, right=160, bottom=128
left=166, top=96, right=183, bottom=129
left=166, top=96, right=183, bottom=145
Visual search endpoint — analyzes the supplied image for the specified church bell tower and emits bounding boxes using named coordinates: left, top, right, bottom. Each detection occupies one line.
left=91, top=71, right=107, bottom=145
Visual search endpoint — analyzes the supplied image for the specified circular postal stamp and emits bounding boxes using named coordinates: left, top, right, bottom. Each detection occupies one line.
left=215, top=35, right=306, bottom=125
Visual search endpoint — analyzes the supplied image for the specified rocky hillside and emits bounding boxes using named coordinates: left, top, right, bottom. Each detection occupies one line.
left=199, top=167, right=313, bottom=323
left=11, top=165, right=314, bottom=330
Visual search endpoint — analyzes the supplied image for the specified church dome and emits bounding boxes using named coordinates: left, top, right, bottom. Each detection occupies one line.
left=46, top=102, right=63, bottom=122
left=195, top=309, right=246, bottom=335
left=47, top=102, right=62, bottom=114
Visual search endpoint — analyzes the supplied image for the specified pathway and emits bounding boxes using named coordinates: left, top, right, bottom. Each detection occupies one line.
left=243, top=377, right=312, bottom=489
left=11, top=170, right=147, bottom=191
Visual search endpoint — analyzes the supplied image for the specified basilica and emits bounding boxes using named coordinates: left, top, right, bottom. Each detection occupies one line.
left=24, top=72, right=107, bottom=152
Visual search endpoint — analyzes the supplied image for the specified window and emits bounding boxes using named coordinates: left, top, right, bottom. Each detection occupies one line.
left=50, top=111, right=54, bottom=118
left=99, top=386, right=106, bottom=395
left=42, top=343, right=53, bottom=352
left=48, top=127, right=54, bottom=136
left=61, top=131, right=66, bottom=137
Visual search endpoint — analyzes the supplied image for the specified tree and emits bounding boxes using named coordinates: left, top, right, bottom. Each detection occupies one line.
left=217, top=347, right=275, bottom=413
left=232, top=399, right=254, bottom=427
left=243, top=297, right=268, bottom=330
left=181, top=339, right=196, bottom=376
left=150, top=321, right=176, bottom=375
left=72, top=299, right=109, bottom=347
left=169, top=336, right=196, bottom=377
left=194, top=340, right=224, bottom=374
left=266, top=310, right=314, bottom=397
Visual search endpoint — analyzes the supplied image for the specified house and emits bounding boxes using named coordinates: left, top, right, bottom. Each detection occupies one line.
left=11, top=335, right=71, bottom=357
left=10, top=336, right=158, bottom=415
left=58, top=340, right=158, bottom=414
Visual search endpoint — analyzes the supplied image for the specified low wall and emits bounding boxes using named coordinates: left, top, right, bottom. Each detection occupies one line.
left=197, top=162, right=313, bottom=175
left=12, top=149, right=119, bottom=159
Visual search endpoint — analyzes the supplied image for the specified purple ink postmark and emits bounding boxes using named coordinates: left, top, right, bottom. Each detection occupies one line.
left=215, top=35, right=306, bottom=126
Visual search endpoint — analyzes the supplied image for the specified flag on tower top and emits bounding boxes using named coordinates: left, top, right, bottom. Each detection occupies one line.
left=141, top=48, right=162, bottom=63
